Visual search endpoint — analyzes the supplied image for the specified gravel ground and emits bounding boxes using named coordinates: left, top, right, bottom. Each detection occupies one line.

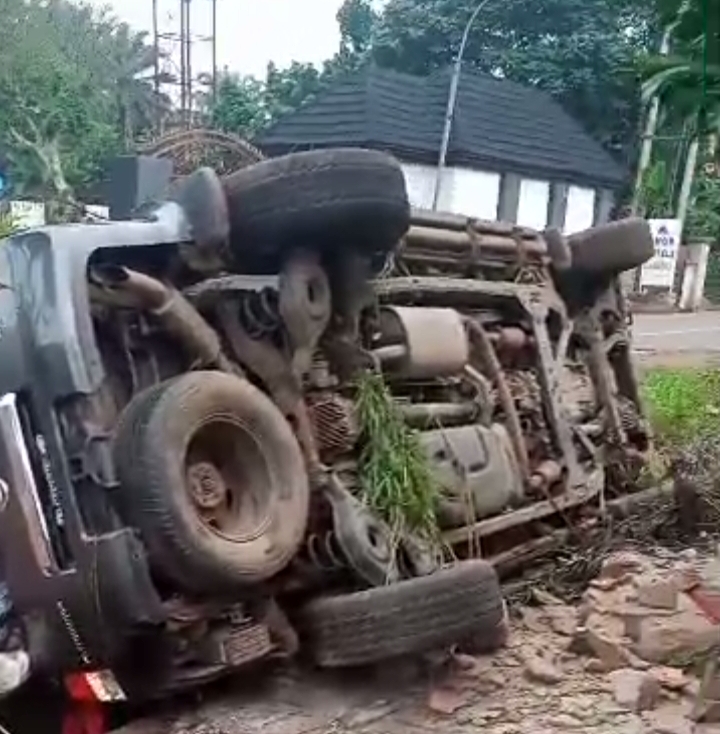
left=119, top=563, right=720, bottom=734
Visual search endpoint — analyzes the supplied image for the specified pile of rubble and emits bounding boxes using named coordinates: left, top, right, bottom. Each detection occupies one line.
left=509, top=548, right=720, bottom=730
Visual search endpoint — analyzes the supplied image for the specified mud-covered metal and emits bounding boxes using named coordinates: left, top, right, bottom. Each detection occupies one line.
left=377, top=306, right=468, bottom=380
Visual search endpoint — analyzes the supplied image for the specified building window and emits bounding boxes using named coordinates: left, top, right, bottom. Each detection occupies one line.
left=517, top=179, right=550, bottom=230
left=401, top=163, right=501, bottom=219
left=401, top=164, right=435, bottom=210
left=564, top=186, right=596, bottom=234
left=438, top=167, right=500, bottom=220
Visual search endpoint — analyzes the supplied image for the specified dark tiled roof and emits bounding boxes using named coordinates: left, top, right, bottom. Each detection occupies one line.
left=258, top=66, right=625, bottom=189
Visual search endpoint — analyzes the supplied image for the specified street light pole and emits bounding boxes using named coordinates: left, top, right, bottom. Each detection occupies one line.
left=432, top=0, right=493, bottom=210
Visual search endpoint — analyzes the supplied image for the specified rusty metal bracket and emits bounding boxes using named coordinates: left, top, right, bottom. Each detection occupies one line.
left=68, top=431, right=119, bottom=490
left=517, top=291, right=584, bottom=488
left=575, top=310, right=627, bottom=448
left=319, top=471, right=400, bottom=586
left=216, top=301, right=322, bottom=476
left=511, top=226, right=529, bottom=271
left=278, top=250, right=332, bottom=380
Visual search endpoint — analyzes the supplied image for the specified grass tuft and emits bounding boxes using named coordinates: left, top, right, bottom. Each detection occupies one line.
left=355, top=371, right=440, bottom=543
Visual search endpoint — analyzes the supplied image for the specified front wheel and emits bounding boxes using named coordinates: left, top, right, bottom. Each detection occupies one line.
left=112, top=372, right=310, bottom=594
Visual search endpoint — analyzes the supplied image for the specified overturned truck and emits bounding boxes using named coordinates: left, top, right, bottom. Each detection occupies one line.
left=0, top=149, right=652, bottom=720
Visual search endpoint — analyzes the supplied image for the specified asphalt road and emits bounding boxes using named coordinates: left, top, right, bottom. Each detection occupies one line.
left=632, top=310, right=720, bottom=367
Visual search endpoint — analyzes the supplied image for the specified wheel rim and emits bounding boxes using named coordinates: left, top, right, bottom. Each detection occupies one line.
left=184, top=417, right=272, bottom=541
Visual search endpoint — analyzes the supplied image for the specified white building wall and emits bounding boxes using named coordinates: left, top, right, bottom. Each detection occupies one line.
left=401, top=164, right=500, bottom=220
left=402, top=162, right=603, bottom=234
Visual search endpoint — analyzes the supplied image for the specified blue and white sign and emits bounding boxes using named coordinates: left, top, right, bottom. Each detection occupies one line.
left=640, top=218, right=681, bottom=290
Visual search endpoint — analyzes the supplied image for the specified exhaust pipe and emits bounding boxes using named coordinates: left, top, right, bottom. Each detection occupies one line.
left=91, top=265, right=239, bottom=375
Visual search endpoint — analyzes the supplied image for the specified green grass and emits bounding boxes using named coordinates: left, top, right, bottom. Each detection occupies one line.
left=641, top=368, right=720, bottom=445
left=0, top=215, right=17, bottom=239
left=355, top=372, right=440, bottom=543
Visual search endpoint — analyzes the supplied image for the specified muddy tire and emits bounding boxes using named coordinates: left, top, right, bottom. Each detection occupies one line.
left=567, top=218, right=654, bottom=275
left=222, top=148, right=410, bottom=263
left=112, top=372, right=309, bottom=593
left=298, top=560, right=505, bottom=667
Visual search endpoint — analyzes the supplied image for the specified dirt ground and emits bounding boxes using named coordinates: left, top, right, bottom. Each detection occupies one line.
left=123, top=622, right=717, bottom=734
left=634, top=349, right=720, bottom=371
left=121, top=546, right=720, bottom=734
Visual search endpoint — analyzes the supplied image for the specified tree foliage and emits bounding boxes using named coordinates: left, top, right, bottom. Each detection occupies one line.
left=372, top=0, right=659, bottom=161
left=0, top=0, right=166, bottom=206
left=642, top=0, right=720, bottom=135
left=211, top=0, right=659, bottom=165
left=210, top=0, right=376, bottom=138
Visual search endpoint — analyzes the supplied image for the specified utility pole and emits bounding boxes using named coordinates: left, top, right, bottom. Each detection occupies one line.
left=155, top=0, right=216, bottom=129
left=186, top=0, right=193, bottom=123
left=433, top=0, right=493, bottom=210
left=212, top=0, right=218, bottom=106
left=152, top=0, right=161, bottom=134
left=179, top=0, right=187, bottom=119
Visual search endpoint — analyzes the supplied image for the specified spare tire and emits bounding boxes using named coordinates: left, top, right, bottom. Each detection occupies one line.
left=298, top=560, right=505, bottom=667
left=112, top=372, right=309, bottom=593
left=567, top=218, right=654, bottom=275
left=222, top=148, right=410, bottom=263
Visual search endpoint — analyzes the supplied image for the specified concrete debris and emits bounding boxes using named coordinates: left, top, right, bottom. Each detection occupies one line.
left=635, top=575, right=680, bottom=611
left=608, top=668, right=661, bottom=712
left=427, top=685, right=470, bottom=715
left=650, top=666, right=693, bottom=692
left=578, top=551, right=720, bottom=666
left=645, top=707, right=695, bottom=734
left=695, top=699, right=720, bottom=723
left=600, top=551, right=653, bottom=580
left=521, top=606, right=549, bottom=634
left=521, top=600, right=578, bottom=638
left=522, top=649, right=565, bottom=684
left=547, top=605, right=579, bottom=637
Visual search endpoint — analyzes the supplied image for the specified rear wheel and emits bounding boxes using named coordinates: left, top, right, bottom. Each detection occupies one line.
left=222, top=148, right=410, bottom=265
left=112, top=372, right=310, bottom=593
left=297, top=560, right=505, bottom=667
left=567, top=218, right=654, bottom=275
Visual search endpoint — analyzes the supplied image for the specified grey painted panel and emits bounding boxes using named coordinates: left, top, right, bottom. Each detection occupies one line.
left=547, top=183, right=569, bottom=230
left=594, top=188, right=615, bottom=225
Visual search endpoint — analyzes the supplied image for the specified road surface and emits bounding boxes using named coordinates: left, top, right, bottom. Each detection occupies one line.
left=632, top=310, right=720, bottom=367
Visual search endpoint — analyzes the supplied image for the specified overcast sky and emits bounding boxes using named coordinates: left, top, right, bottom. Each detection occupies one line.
left=83, top=0, right=347, bottom=79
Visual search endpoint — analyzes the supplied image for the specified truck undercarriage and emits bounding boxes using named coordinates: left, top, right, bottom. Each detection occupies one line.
left=0, top=148, right=653, bottom=728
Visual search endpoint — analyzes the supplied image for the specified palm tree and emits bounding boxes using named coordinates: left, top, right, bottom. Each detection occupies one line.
left=108, top=24, right=173, bottom=147
left=641, top=0, right=720, bottom=135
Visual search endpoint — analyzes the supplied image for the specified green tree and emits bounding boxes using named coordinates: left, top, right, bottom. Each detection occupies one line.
left=210, top=74, right=270, bottom=136
left=264, top=61, right=323, bottom=121
left=642, top=0, right=720, bottom=135
left=107, top=24, right=172, bottom=147
left=371, top=0, right=659, bottom=160
left=209, top=0, right=379, bottom=137
left=0, top=0, right=166, bottom=208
